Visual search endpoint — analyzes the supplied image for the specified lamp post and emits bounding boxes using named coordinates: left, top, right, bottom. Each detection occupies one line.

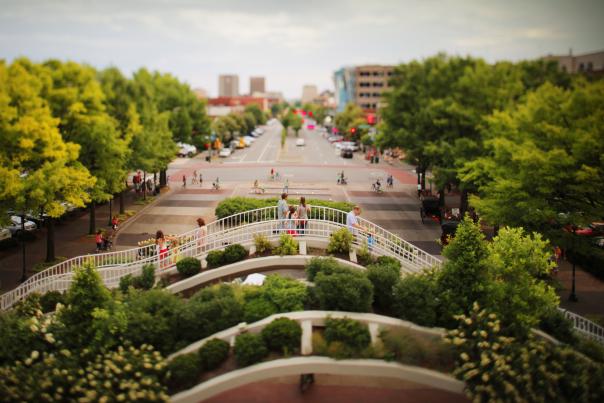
left=568, top=227, right=578, bottom=302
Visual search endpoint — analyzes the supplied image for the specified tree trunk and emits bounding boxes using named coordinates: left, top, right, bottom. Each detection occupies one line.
left=154, top=172, right=158, bottom=195
left=119, top=190, right=125, bottom=214
left=45, top=217, right=55, bottom=262
left=160, top=170, right=167, bottom=188
left=89, top=201, right=96, bottom=235
left=460, top=189, right=469, bottom=218
left=438, top=187, right=445, bottom=207
left=420, top=168, right=426, bottom=190
left=416, top=168, right=421, bottom=186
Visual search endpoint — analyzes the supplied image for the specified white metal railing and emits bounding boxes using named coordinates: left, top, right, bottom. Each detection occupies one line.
left=558, top=308, right=604, bottom=344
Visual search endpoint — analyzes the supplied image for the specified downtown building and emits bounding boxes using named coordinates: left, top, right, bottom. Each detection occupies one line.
left=333, top=65, right=394, bottom=114
left=218, top=74, right=240, bottom=97
left=543, top=49, right=604, bottom=76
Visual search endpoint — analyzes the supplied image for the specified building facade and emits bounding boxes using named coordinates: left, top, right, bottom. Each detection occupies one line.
left=301, top=85, right=318, bottom=104
left=543, top=49, right=604, bottom=75
left=334, top=65, right=394, bottom=113
left=218, top=75, right=240, bottom=97
left=249, top=76, right=266, bottom=94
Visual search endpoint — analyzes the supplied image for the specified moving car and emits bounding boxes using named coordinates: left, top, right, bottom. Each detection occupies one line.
left=176, top=142, right=197, bottom=157
left=219, top=148, right=232, bottom=158
left=8, top=215, right=37, bottom=236
left=296, top=138, right=305, bottom=146
left=340, top=149, right=353, bottom=158
left=341, top=141, right=359, bottom=151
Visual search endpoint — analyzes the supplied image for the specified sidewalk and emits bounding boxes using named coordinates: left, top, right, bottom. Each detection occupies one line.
left=556, top=259, right=604, bottom=325
left=0, top=188, right=162, bottom=292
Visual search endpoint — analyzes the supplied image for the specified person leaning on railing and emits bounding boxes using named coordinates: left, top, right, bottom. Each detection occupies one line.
left=197, top=217, right=207, bottom=253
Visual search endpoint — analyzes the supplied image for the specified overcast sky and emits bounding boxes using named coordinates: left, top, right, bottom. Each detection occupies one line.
left=1, top=0, right=602, bottom=98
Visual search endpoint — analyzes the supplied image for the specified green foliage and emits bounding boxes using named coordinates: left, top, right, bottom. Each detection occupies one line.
left=0, top=309, right=52, bottom=365
left=176, top=257, right=201, bottom=277
left=234, top=333, right=268, bottom=367
left=198, top=338, right=230, bottom=371
left=120, top=264, right=156, bottom=293
left=375, top=256, right=401, bottom=269
left=123, top=289, right=184, bottom=354
left=380, top=328, right=454, bottom=372
left=314, top=267, right=373, bottom=312
left=262, top=275, right=307, bottom=312
left=356, top=244, right=374, bottom=266
left=367, top=262, right=400, bottom=312
left=392, top=272, right=440, bottom=327
left=119, top=274, right=135, bottom=294
left=446, top=303, right=604, bottom=403
left=324, top=317, right=371, bottom=352
left=305, top=257, right=345, bottom=281
left=206, top=250, right=224, bottom=268
left=335, top=103, right=365, bottom=139
left=39, top=291, right=66, bottom=313
left=273, top=233, right=298, bottom=256
left=253, top=233, right=272, bottom=254
left=223, top=244, right=247, bottom=264
left=539, top=309, right=577, bottom=344
left=261, top=317, right=302, bottom=355
left=243, top=297, right=278, bottom=323
left=326, top=227, right=354, bottom=255
left=166, top=353, right=201, bottom=393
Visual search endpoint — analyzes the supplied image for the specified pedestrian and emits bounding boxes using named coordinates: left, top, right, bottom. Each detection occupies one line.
left=213, top=177, right=220, bottom=190
left=146, top=178, right=153, bottom=193
left=111, top=215, right=119, bottom=231
left=192, top=170, right=198, bottom=185
left=287, top=205, right=298, bottom=235
left=182, top=174, right=186, bottom=188
left=296, top=196, right=311, bottom=235
left=277, top=193, right=289, bottom=232
left=196, top=217, right=207, bottom=254
left=283, top=178, right=289, bottom=194
left=346, top=206, right=363, bottom=240
left=95, top=229, right=104, bottom=252
left=387, top=174, right=394, bottom=188
left=199, top=173, right=203, bottom=187
left=156, top=230, right=170, bottom=268
left=270, top=168, right=275, bottom=180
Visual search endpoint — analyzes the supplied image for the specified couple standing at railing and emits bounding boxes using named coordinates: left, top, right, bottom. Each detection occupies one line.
left=277, top=193, right=310, bottom=236
left=154, top=217, right=208, bottom=268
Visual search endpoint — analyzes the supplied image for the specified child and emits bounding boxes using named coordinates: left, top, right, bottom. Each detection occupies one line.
left=95, top=230, right=103, bottom=252
left=111, top=216, right=119, bottom=231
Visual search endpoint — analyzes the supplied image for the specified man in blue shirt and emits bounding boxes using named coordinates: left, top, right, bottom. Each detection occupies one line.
left=277, top=193, right=289, bottom=232
left=346, top=206, right=362, bottom=236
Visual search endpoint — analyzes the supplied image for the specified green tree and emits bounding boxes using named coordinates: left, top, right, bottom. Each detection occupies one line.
left=244, top=103, right=266, bottom=125
left=335, top=103, right=364, bottom=138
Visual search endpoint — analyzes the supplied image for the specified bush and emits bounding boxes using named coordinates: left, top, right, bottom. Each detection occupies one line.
left=223, top=244, right=247, bottom=264
left=324, top=317, right=371, bottom=352
left=134, top=263, right=156, bottom=289
left=253, top=234, right=272, bottom=254
left=392, top=273, right=439, bottom=327
left=176, top=257, right=201, bottom=277
left=380, top=328, right=454, bottom=372
left=39, top=290, right=65, bottom=313
left=326, top=227, right=353, bottom=255
left=198, top=338, right=230, bottom=371
left=234, top=333, right=268, bottom=367
left=273, top=233, right=298, bottom=256
left=243, top=297, right=278, bottom=323
left=206, top=250, right=224, bottom=268
left=367, top=262, right=400, bottom=313
left=119, top=274, right=135, bottom=294
left=261, top=317, right=302, bottom=355
left=306, top=257, right=347, bottom=282
left=166, top=353, right=201, bottom=393
left=263, top=275, right=307, bottom=312
left=314, top=269, right=373, bottom=312
left=539, top=309, right=576, bottom=344
left=375, top=256, right=401, bottom=269
left=356, top=245, right=374, bottom=266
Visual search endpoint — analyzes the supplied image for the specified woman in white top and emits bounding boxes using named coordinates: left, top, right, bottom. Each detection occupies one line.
left=196, top=217, right=207, bottom=254
left=296, top=196, right=311, bottom=235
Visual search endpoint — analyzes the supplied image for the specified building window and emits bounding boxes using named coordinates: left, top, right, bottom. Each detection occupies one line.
left=373, top=93, right=380, bottom=97
left=587, top=62, right=593, bottom=71
left=373, top=82, right=383, bottom=87
left=579, top=63, right=585, bottom=71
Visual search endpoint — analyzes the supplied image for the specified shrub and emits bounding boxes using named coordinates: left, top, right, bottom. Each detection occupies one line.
left=356, top=245, right=374, bottom=266
left=119, top=274, right=135, bottom=294
left=198, top=338, right=230, bottom=371
left=176, top=257, right=201, bottom=277
left=375, top=256, right=401, bottom=269
left=539, top=309, right=576, bottom=344
left=243, top=298, right=278, bottom=323
left=253, top=233, right=272, bottom=254
left=315, top=269, right=373, bottom=312
left=367, top=262, right=400, bottom=313
left=165, top=352, right=201, bottom=393
left=326, top=227, right=353, bottom=255
left=206, top=250, right=224, bottom=268
left=380, top=328, right=454, bottom=372
left=261, top=317, right=302, bottom=355
left=392, top=273, right=439, bottom=327
left=39, top=290, right=65, bottom=313
left=273, top=233, right=298, bottom=256
left=134, top=263, right=156, bottom=289
left=234, top=333, right=268, bottom=367
left=305, top=257, right=349, bottom=281
left=223, top=244, right=247, bottom=264
left=324, top=317, right=371, bottom=352
left=263, top=275, right=307, bottom=312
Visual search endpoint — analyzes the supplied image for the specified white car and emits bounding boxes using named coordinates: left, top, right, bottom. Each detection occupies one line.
left=243, top=136, right=255, bottom=145
left=219, top=148, right=232, bottom=158
left=0, top=228, right=11, bottom=242
left=177, top=142, right=197, bottom=157
left=340, top=141, right=359, bottom=151
left=296, top=138, right=305, bottom=146
left=8, top=215, right=37, bottom=236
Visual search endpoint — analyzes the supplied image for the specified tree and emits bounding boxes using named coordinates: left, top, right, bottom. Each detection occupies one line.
left=244, top=103, right=266, bottom=125
left=334, top=103, right=364, bottom=139
left=0, top=59, right=95, bottom=264
left=243, top=112, right=257, bottom=135
left=43, top=60, right=129, bottom=234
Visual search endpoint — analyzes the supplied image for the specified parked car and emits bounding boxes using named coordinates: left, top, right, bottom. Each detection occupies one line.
left=341, top=149, right=353, bottom=159
left=177, top=142, right=197, bottom=157
left=229, top=140, right=239, bottom=151
left=328, top=136, right=343, bottom=143
left=8, top=215, right=37, bottom=236
left=219, top=148, right=232, bottom=158
left=0, top=228, right=11, bottom=242
left=243, top=136, right=255, bottom=146
left=341, top=141, right=359, bottom=151
left=296, top=138, right=306, bottom=146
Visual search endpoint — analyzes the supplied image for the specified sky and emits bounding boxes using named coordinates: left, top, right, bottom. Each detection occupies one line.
left=1, top=0, right=603, bottom=99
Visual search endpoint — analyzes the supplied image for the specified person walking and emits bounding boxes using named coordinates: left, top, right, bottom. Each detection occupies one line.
left=296, top=196, right=311, bottom=235
left=197, top=217, right=207, bottom=254
left=156, top=230, right=170, bottom=268
left=182, top=174, right=187, bottom=188
left=95, top=230, right=104, bottom=252
left=199, top=173, right=203, bottom=187
left=192, top=170, right=198, bottom=185
left=111, top=216, right=119, bottom=231
left=282, top=178, right=289, bottom=194
left=277, top=193, right=289, bottom=232
left=387, top=174, right=394, bottom=188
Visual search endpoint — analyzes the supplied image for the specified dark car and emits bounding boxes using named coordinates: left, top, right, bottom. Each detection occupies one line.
left=341, top=149, right=353, bottom=159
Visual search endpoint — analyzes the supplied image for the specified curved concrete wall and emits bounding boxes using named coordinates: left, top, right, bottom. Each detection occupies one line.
left=170, top=356, right=465, bottom=403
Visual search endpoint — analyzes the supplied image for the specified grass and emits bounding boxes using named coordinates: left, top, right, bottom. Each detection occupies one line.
left=32, top=256, right=68, bottom=273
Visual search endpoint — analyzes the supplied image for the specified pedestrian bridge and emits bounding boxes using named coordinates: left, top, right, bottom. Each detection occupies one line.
left=0, top=205, right=602, bottom=345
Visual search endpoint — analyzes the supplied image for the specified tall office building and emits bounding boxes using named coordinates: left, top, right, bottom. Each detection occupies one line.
left=218, top=74, right=239, bottom=97
left=333, top=65, right=394, bottom=113
left=249, top=76, right=265, bottom=94
left=301, top=85, right=318, bottom=104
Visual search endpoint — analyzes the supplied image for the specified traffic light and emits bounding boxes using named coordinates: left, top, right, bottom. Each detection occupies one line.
left=350, top=127, right=356, bottom=134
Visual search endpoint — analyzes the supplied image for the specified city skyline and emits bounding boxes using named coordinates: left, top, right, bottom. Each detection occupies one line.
left=1, top=0, right=603, bottom=98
